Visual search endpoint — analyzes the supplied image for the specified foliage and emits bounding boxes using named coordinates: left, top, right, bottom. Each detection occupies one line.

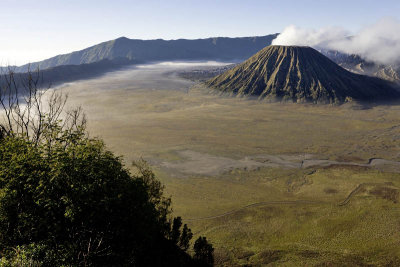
left=194, top=237, right=214, bottom=266
left=0, top=120, right=203, bottom=266
left=167, top=216, right=193, bottom=252
left=179, top=224, right=193, bottom=252
left=0, top=67, right=214, bottom=266
left=171, top=217, right=183, bottom=245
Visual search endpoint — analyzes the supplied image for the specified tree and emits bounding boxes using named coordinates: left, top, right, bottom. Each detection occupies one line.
left=131, top=159, right=172, bottom=235
left=179, top=224, right=193, bottom=251
left=168, top=217, right=194, bottom=252
left=171, top=217, right=183, bottom=244
left=0, top=123, right=178, bottom=266
left=194, top=237, right=214, bottom=267
left=0, top=67, right=212, bottom=266
left=0, top=67, right=85, bottom=144
left=0, top=68, right=201, bottom=266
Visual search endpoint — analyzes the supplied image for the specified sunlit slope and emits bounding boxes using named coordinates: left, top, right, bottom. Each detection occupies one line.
left=206, top=45, right=399, bottom=103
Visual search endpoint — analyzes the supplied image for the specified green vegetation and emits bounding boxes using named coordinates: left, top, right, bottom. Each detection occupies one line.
left=0, top=125, right=172, bottom=266
left=0, top=124, right=218, bottom=266
left=168, top=167, right=400, bottom=266
left=194, top=237, right=214, bottom=267
left=0, top=70, right=214, bottom=266
left=206, top=45, right=399, bottom=104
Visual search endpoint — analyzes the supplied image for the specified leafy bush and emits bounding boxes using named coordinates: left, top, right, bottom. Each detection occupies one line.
left=0, top=122, right=199, bottom=266
left=0, top=70, right=213, bottom=266
left=194, top=237, right=214, bottom=266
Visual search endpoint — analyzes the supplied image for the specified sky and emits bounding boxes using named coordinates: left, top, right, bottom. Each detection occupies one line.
left=1, top=0, right=400, bottom=65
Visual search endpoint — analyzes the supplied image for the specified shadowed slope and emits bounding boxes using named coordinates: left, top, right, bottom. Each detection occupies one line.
left=206, top=45, right=400, bottom=104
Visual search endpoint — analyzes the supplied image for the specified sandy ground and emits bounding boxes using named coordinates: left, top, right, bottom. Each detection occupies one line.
left=54, top=61, right=400, bottom=176
left=160, top=150, right=400, bottom=176
left=161, top=150, right=265, bottom=175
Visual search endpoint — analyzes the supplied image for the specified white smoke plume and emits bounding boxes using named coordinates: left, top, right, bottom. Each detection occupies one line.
left=272, top=18, right=400, bottom=65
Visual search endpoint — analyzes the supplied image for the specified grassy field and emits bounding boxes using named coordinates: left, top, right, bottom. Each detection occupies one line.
left=163, top=167, right=400, bottom=266
left=63, top=63, right=400, bottom=266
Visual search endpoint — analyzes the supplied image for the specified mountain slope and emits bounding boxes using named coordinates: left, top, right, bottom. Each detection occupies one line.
left=34, top=57, right=132, bottom=86
left=13, top=35, right=278, bottom=72
left=321, top=49, right=400, bottom=83
left=206, top=45, right=399, bottom=104
left=0, top=58, right=134, bottom=92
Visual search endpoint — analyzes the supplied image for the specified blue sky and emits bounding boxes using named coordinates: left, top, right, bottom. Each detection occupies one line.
left=1, top=0, right=400, bottom=65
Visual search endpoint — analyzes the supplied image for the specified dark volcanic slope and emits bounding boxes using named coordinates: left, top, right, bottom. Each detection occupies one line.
left=206, top=45, right=399, bottom=104
left=11, top=34, right=278, bottom=72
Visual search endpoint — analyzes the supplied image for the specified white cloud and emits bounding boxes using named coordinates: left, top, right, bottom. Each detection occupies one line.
left=272, top=18, right=400, bottom=65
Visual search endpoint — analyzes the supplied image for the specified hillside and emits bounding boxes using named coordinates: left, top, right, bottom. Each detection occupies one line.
left=35, top=57, right=133, bottom=86
left=206, top=45, right=400, bottom=104
left=11, top=35, right=278, bottom=73
left=0, top=58, right=133, bottom=91
left=321, top=49, right=400, bottom=83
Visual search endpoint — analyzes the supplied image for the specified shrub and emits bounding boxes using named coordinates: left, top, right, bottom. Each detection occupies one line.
left=0, top=123, right=195, bottom=266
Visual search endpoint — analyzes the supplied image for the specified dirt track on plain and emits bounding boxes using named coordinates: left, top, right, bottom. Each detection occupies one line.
left=161, top=150, right=400, bottom=176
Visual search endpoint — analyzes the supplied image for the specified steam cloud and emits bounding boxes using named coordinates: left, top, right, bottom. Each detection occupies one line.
left=272, top=18, right=400, bottom=65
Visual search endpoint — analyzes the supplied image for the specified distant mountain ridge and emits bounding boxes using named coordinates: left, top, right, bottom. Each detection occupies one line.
left=10, top=34, right=278, bottom=72
left=320, top=49, right=400, bottom=83
left=206, top=45, right=400, bottom=104
left=0, top=58, right=134, bottom=91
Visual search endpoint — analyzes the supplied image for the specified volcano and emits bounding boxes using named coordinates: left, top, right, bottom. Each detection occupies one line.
left=206, top=45, right=399, bottom=104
